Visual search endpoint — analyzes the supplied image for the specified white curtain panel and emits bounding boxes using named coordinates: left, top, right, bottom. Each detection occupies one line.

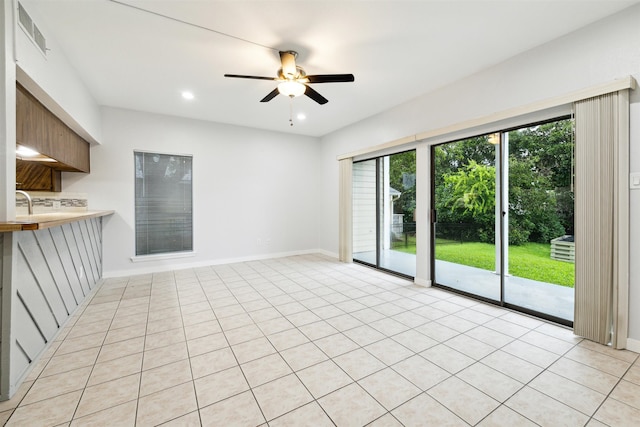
left=573, top=90, right=629, bottom=348
left=338, top=158, right=353, bottom=262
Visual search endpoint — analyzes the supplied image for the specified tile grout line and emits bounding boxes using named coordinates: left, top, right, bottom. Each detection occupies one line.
left=7, top=254, right=639, bottom=426
left=65, top=275, right=140, bottom=424
left=581, top=352, right=640, bottom=425
left=203, top=264, right=271, bottom=425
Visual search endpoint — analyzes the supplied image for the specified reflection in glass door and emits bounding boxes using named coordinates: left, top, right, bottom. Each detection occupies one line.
left=353, top=152, right=416, bottom=277
left=431, top=118, right=575, bottom=324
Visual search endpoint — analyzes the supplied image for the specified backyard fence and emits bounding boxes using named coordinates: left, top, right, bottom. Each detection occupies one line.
left=434, top=222, right=481, bottom=244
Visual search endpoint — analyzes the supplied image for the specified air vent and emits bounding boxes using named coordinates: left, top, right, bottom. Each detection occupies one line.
left=17, top=2, right=33, bottom=37
left=17, top=2, right=47, bottom=57
left=33, top=25, right=47, bottom=53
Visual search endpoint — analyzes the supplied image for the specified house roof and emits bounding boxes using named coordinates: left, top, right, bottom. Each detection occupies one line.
left=27, top=0, right=638, bottom=137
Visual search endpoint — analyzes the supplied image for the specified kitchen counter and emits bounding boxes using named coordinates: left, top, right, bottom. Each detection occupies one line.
left=0, top=210, right=114, bottom=232
left=0, top=208, right=110, bottom=400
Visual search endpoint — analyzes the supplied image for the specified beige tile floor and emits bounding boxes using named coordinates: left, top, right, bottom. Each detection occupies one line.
left=1, top=254, right=639, bottom=426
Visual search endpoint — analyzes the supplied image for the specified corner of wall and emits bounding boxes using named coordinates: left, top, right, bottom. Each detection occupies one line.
left=626, top=337, right=640, bottom=353
left=14, top=1, right=102, bottom=144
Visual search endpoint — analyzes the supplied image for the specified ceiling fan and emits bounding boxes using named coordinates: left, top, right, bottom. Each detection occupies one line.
left=224, top=51, right=355, bottom=105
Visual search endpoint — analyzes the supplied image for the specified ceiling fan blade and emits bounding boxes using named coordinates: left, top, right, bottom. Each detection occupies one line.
left=224, top=74, right=277, bottom=81
left=260, top=88, right=280, bottom=103
left=304, top=85, right=328, bottom=105
left=306, top=74, right=355, bottom=83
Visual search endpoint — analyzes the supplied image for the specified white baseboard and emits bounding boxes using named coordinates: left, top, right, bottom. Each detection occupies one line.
left=316, top=249, right=339, bottom=259
left=626, top=337, right=640, bottom=353
left=103, top=249, right=331, bottom=278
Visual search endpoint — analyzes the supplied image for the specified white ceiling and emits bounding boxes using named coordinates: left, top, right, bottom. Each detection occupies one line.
left=28, top=0, right=637, bottom=137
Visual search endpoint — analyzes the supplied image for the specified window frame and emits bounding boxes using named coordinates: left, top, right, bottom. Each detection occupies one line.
left=133, top=150, right=194, bottom=258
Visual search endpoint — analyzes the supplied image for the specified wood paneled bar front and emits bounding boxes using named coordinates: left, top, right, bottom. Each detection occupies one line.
left=0, top=211, right=113, bottom=400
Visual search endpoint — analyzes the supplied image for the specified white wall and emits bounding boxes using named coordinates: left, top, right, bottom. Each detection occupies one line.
left=63, top=107, right=320, bottom=276
left=15, top=0, right=101, bottom=144
left=1, top=1, right=17, bottom=221
left=318, top=4, right=640, bottom=342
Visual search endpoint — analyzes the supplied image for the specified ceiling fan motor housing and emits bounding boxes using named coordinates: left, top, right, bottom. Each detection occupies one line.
left=280, top=51, right=299, bottom=79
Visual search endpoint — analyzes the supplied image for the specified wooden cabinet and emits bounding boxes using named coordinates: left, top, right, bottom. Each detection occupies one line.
left=16, top=83, right=90, bottom=173
left=16, top=160, right=62, bottom=192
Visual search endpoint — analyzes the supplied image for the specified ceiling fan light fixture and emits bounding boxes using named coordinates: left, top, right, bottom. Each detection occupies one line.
left=277, top=80, right=306, bottom=98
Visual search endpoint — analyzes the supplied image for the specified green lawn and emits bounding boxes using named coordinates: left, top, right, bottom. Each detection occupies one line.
left=392, top=238, right=575, bottom=287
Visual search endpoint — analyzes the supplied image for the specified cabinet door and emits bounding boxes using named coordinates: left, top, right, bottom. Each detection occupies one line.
left=16, top=160, right=62, bottom=192
left=16, top=85, right=46, bottom=151
left=16, top=83, right=90, bottom=173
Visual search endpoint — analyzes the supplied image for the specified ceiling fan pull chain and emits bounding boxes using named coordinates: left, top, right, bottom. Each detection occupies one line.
left=289, top=97, right=294, bottom=127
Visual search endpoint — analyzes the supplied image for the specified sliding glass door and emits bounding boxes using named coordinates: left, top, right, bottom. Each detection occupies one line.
left=504, top=120, right=575, bottom=322
left=432, top=135, right=501, bottom=301
left=353, top=151, right=416, bottom=277
left=353, top=159, right=378, bottom=266
left=431, top=118, right=575, bottom=324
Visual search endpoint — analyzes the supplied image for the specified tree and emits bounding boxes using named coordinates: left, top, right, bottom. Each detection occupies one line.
left=436, top=161, right=496, bottom=243
left=433, top=137, right=495, bottom=187
left=433, top=118, right=573, bottom=245
left=508, top=157, right=565, bottom=245
left=508, top=120, right=574, bottom=234
left=389, top=151, right=416, bottom=223
left=442, top=160, right=495, bottom=216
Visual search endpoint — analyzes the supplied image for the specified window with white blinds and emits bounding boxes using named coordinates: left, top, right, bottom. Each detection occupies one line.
left=134, top=151, right=193, bottom=256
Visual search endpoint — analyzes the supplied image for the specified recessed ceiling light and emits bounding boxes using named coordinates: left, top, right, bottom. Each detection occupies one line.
left=181, top=91, right=195, bottom=100
left=297, top=113, right=306, bottom=120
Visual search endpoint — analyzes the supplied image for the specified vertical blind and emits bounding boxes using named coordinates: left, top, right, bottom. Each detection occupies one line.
left=338, top=158, right=353, bottom=262
left=573, top=90, right=629, bottom=348
left=134, top=151, right=193, bottom=256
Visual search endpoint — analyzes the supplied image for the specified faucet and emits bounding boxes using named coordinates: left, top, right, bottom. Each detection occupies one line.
left=16, top=190, right=33, bottom=215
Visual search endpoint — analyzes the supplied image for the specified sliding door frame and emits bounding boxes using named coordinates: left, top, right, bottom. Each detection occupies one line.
left=430, top=116, right=574, bottom=327
left=352, top=151, right=416, bottom=280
